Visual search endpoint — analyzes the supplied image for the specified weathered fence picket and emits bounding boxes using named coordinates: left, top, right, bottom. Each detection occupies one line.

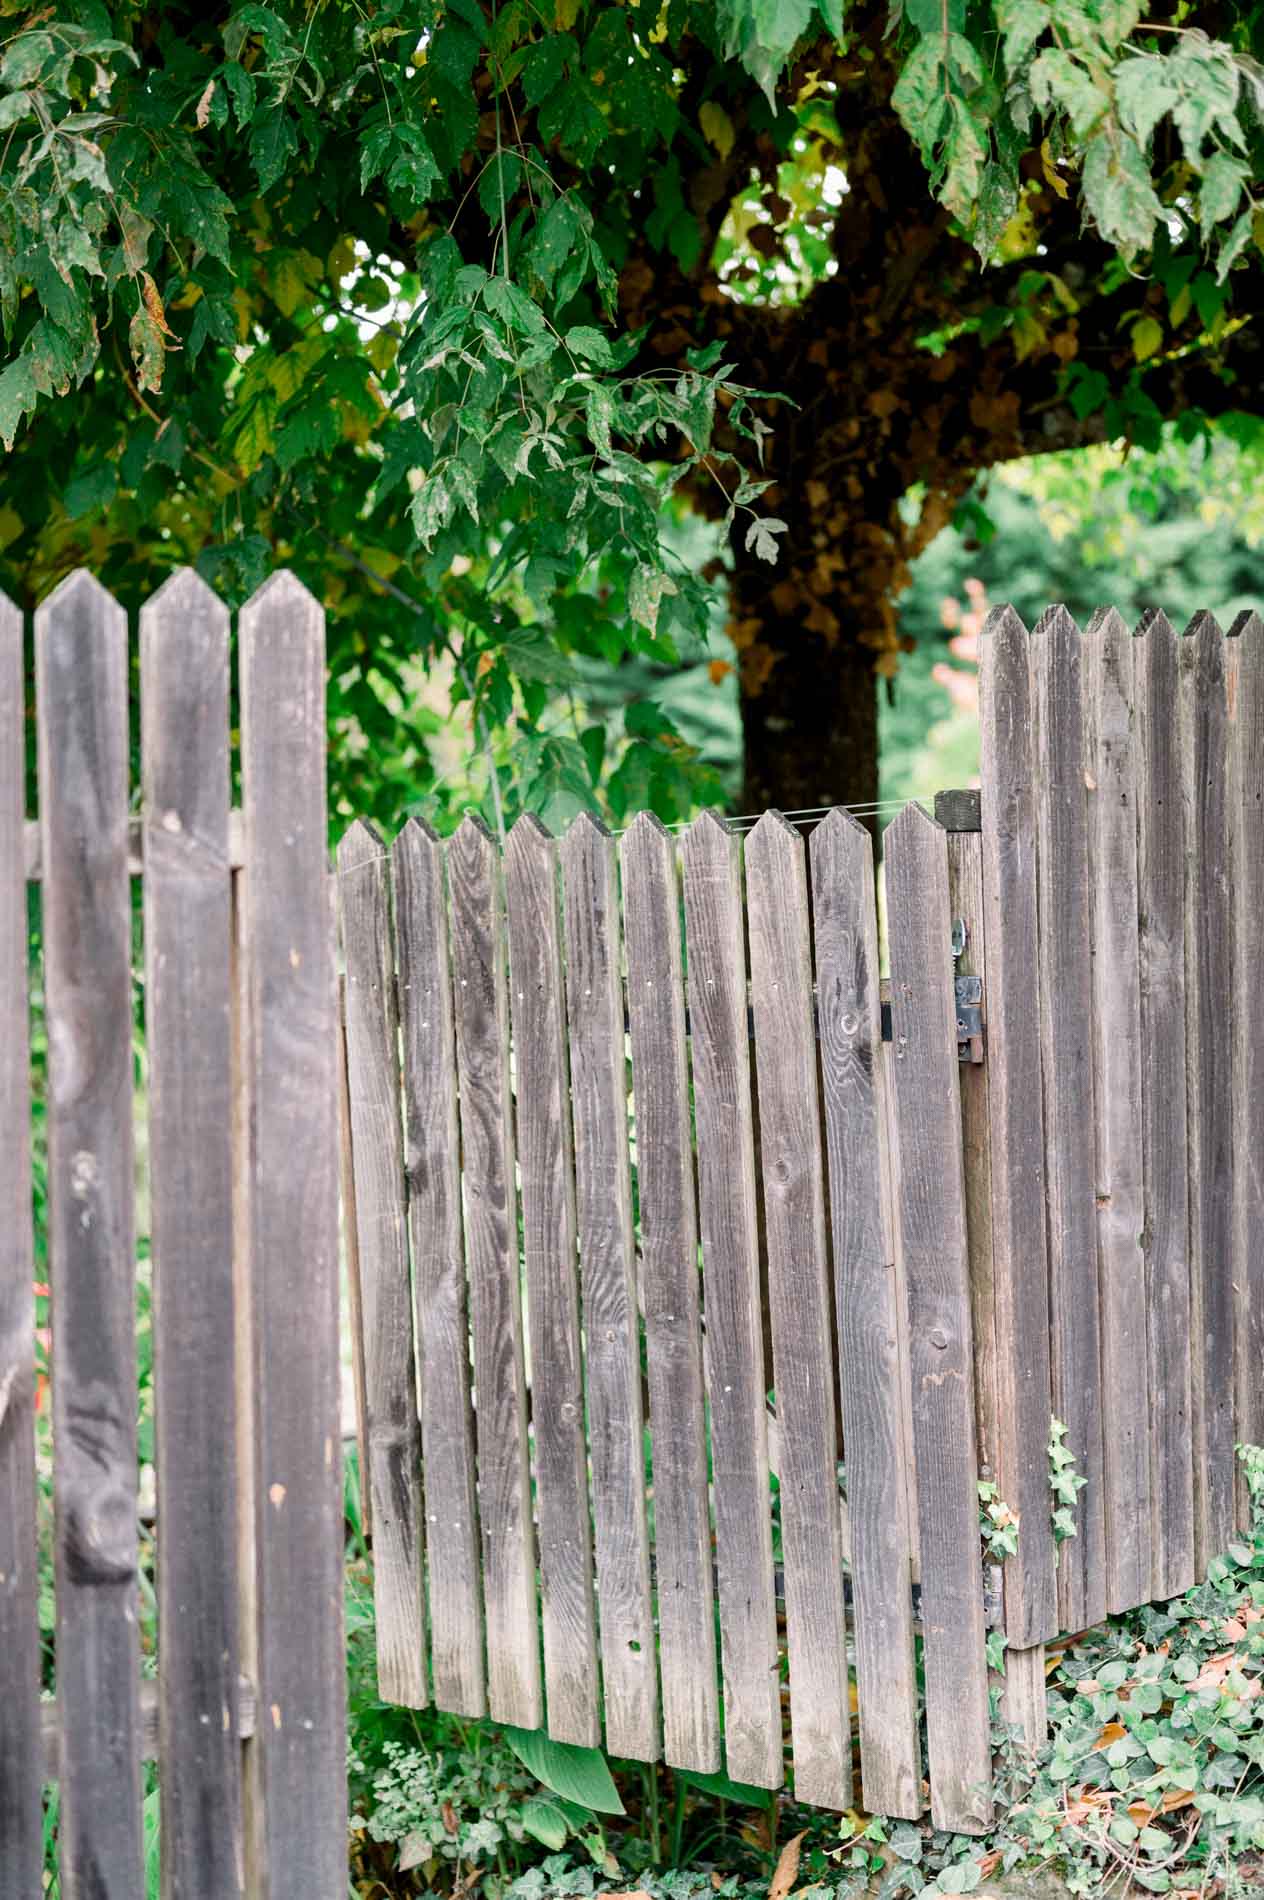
left=38, top=571, right=145, bottom=1896
left=141, top=570, right=243, bottom=1898
left=0, top=587, right=40, bottom=1898
left=680, top=811, right=780, bottom=1791
left=621, top=812, right=719, bottom=1773
left=1230, top=612, right=1264, bottom=1529
left=394, top=818, right=485, bottom=1718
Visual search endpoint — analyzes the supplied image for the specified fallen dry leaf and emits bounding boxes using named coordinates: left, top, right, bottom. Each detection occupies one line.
left=768, top=1829, right=806, bottom=1900
left=1092, top=1722, right=1127, bottom=1752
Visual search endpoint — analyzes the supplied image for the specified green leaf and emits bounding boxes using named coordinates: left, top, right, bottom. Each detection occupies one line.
left=1115, top=56, right=1178, bottom=146
left=63, top=462, right=117, bottom=518
left=565, top=325, right=613, bottom=366
left=628, top=561, right=676, bottom=635
left=745, top=515, right=788, bottom=563
left=0, top=356, right=36, bottom=450
left=673, top=1766, right=771, bottom=1807
left=483, top=276, right=547, bottom=335
left=502, top=1727, right=625, bottom=1815
left=1200, top=153, right=1246, bottom=242
left=250, top=104, right=298, bottom=193
left=520, top=1798, right=570, bottom=1850
left=749, top=0, right=814, bottom=59
left=523, top=34, right=575, bottom=107
left=585, top=384, right=615, bottom=457
left=1082, top=127, right=1165, bottom=258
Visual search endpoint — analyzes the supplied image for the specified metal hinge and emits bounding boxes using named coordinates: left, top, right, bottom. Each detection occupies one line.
left=952, top=918, right=985, bottom=1064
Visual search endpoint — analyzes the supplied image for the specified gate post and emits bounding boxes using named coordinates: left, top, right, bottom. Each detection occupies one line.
left=935, top=789, right=1049, bottom=1752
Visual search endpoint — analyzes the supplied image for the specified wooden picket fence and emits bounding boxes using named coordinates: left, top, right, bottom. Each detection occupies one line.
left=0, top=569, right=345, bottom=1899
left=338, top=602, right=1264, bottom=1839
left=3, top=575, right=1263, bottom=1895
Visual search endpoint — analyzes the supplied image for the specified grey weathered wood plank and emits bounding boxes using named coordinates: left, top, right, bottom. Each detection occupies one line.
left=36, top=569, right=144, bottom=1899
left=338, top=819, right=428, bottom=1707
left=810, top=808, right=920, bottom=1819
left=1229, top=612, right=1264, bottom=1531
left=620, top=812, right=719, bottom=1773
left=978, top=607, right=1057, bottom=1646
left=337, top=982, right=373, bottom=1547
left=1029, top=606, right=1107, bottom=1635
left=505, top=814, right=599, bottom=1746
left=560, top=812, right=657, bottom=1760
left=947, top=831, right=997, bottom=1482
left=231, top=861, right=266, bottom=1889
left=394, top=819, right=485, bottom=1719
left=448, top=814, right=542, bottom=1729
left=0, top=587, right=41, bottom=1900
left=680, top=811, right=780, bottom=1790
left=885, top=801, right=992, bottom=1835
left=1179, top=613, right=1235, bottom=1573
left=239, top=571, right=345, bottom=1892
left=140, top=568, right=243, bottom=1898
left=1081, top=609, right=1151, bottom=1616
left=1134, top=609, right=1195, bottom=1601
left=745, top=811, right=850, bottom=1813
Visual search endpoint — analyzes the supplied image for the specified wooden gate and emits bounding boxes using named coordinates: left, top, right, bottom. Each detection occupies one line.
left=339, top=603, right=1264, bottom=1836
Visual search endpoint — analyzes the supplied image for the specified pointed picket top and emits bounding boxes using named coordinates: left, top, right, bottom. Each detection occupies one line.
left=680, top=806, right=736, bottom=880
left=685, top=806, right=733, bottom=842
left=1031, top=602, right=1081, bottom=642
left=451, top=809, right=496, bottom=852
left=140, top=564, right=226, bottom=627
left=1227, top=607, right=1264, bottom=644
left=618, top=806, right=675, bottom=879
left=744, top=807, right=805, bottom=880
left=241, top=566, right=319, bottom=618
left=336, top=816, right=386, bottom=876
left=36, top=565, right=121, bottom=625
left=809, top=802, right=873, bottom=896
left=562, top=807, right=612, bottom=846
left=506, top=809, right=555, bottom=865
left=1183, top=608, right=1224, bottom=643
left=1134, top=605, right=1175, bottom=641
left=982, top=601, right=1029, bottom=643
left=885, top=798, right=941, bottom=849
left=394, top=812, right=444, bottom=876
left=1085, top=605, right=1128, bottom=641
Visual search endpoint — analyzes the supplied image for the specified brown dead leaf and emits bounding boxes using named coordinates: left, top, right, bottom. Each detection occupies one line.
left=441, top=1800, right=459, bottom=1835
left=195, top=78, right=216, bottom=127
left=1128, top=1789, right=1196, bottom=1824
left=1092, top=1722, right=1127, bottom=1752
left=768, top=1830, right=806, bottom=1900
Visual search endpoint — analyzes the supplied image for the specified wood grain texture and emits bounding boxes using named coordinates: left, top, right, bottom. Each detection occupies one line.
left=620, top=812, right=719, bottom=1773
left=505, top=814, right=599, bottom=1746
left=560, top=812, right=657, bottom=1760
left=239, top=571, right=345, bottom=1894
left=948, top=831, right=997, bottom=1481
left=448, top=814, right=542, bottom=1729
left=36, top=569, right=144, bottom=1900
left=885, top=802, right=992, bottom=1836
left=978, top=607, right=1057, bottom=1647
left=745, top=811, right=850, bottom=1813
left=337, top=985, right=372, bottom=1547
left=394, top=819, right=485, bottom=1718
left=1179, top=614, right=1235, bottom=1573
left=1134, top=610, right=1195, bottom=1601
left=1081, top=609, right=1151, bottom=1616
left=338, top=820, right=427, bottom=1707
left=0, top=587, right=41, bottom=1900
left=140, top=569, right=244, bottom=1899
left=1229, top=612, right=1264, bottom=1530
left=1001, top=1645, right=1049, bottom=1752
left=1029, top=606, right=1107, bottom=1635
left=810, top=808, right=920, bottom=1820
left=680, top=811, right=780, bottom=1790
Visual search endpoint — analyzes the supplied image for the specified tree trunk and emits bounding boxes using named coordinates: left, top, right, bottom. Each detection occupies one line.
left=737, top=607, right=880, bottom=816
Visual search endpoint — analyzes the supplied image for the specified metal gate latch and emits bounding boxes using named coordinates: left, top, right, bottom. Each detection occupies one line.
left=950, top=917, right=984, bottom=1063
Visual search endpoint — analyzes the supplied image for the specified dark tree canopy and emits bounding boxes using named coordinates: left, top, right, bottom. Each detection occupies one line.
left=3, top=0, right=1263, bottom=822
